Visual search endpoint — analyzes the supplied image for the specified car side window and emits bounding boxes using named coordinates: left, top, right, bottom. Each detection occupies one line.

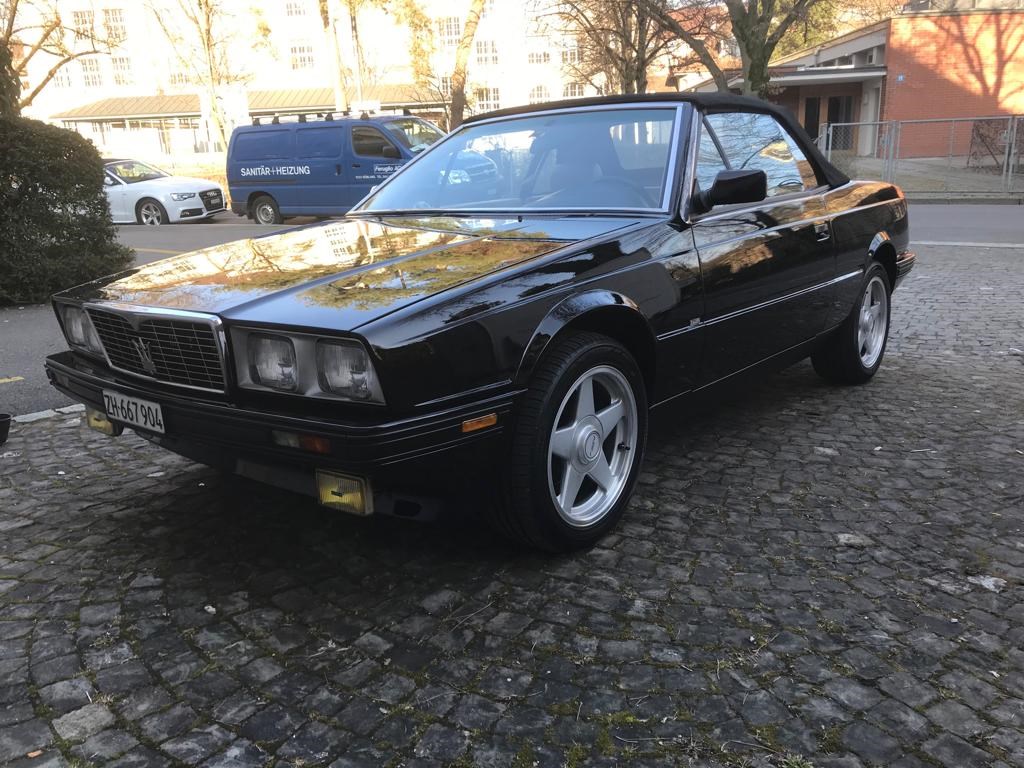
left=695, top=119, right=729, bottom=192
left=705, top=112, right=820, bottom=196
left=352, top=126, right=401, bottom=159
left=297, top=127, right=344, bottom=158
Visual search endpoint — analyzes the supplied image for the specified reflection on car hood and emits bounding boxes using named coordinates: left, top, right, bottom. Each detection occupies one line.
left=57, top=216, right=637, bottom=331
left=124, top=176, right=220, bottom=190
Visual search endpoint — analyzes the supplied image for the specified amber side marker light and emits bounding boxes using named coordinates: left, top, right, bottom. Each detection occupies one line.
left=272, top=430, right=332, bottom=454
left=316, top=470, right=372, bottom=516
left=461, top=413, right=498, bottom=433
left=86, top=408, right=123, bottom=436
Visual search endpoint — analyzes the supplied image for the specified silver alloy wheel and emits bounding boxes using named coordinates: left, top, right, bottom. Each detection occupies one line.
left=139, top=201, right=163, bottom=225
left=857, top=274, right=888, bottom=368
left=255, top=202, right=276, bottom=224
left=547, top=365, right=639, bottom=527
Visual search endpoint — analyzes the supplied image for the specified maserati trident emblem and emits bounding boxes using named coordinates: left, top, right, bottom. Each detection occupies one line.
left=131, top=337, right=158, bottom=375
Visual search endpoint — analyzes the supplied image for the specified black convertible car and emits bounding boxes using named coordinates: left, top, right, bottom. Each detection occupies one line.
left=46, top=94, right=913, bottom=551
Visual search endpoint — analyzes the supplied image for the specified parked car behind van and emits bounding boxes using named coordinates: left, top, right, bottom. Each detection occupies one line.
left=226, top=115, right=444, bottom=224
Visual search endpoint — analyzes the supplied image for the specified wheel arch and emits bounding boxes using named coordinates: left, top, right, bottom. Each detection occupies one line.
left=246, top=190, right=276, bottom=211
left=515, top=290, right=657, bottom=397
left=868, top=232, right=898, bottom=288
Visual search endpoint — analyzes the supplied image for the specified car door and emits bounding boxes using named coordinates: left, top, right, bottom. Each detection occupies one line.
left=103, top=173, right=128, bottom=221
left=294, top=125, right=347, bottom=215
left=345, top=125, right=405, bottom=208
left=689, top=110, right=835, bottom=384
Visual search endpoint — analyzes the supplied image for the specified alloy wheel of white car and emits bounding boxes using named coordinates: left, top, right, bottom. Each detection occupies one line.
left=138, top=200, right=165, bottom=226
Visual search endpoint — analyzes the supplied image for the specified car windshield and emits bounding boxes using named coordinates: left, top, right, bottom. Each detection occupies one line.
left=106, top=160, right=168, bottom=184
left=357, top=107, right=680, bottom=214
left=383, top=118, right=444, bottom=153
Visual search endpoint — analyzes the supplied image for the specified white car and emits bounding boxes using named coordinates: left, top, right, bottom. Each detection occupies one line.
left=102, top=159, right=226, bottom=225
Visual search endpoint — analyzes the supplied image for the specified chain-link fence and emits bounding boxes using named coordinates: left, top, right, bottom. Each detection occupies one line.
left=818, top=116, right=1023, bottom=195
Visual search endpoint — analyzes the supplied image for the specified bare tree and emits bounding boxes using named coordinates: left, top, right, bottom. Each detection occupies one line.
left=150, top=0, right=251, bottom=150
left=543, top=0, right=676, bottom=95
left=1, top=0, right=117, bottom=116
left=643, top=0, right=827, bottom=97
left=448, top=0, right=485, bottom=128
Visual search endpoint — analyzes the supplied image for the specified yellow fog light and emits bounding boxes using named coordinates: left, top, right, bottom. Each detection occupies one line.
left=86, top=408, right=123, bottom=436
left=316, top=470, right=372, bottom=516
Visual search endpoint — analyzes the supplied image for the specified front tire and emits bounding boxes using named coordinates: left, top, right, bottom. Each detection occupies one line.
left=251, top=195, right=282, bottom=225
left=136, top=198, right=168, bottom=226
left=812, top=262, right=891, bottom=384
left=496, top=332, right=648, bottom=552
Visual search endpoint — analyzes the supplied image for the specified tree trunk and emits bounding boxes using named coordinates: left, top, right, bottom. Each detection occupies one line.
left=448, top=0, right=486, bottom=129
left=1, top=43, right=21, bottom=117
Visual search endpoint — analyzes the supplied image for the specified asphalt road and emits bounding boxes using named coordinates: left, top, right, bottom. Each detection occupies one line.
left=2, top=204, right=1022, bottom=416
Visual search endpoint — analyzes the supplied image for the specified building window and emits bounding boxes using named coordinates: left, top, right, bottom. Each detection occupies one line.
left=528, top=85, right=549, bottom=104
left=168, top=66, right=189, bottom=86
left=439, top=76, right=452, bottom=97
left=286, top=1, right=307, bottom=15
left=475, top=87, right=500, bottom=111
left=290, top=42, right=315, bottom=70
left=112, top=56, right=132, bottom=85
left=561, top=45, right=581, bottom=65
left=563, top=82, right=584, bottom=98
left=52, top=67, right=72, bottom=88
left=103, top=9, right=126, bottom=43
left=72, top=10, right=93, bottom=39
left=80, top=58, right=103, bottom=87
left=475, top=40, right=498, bottom=66
left=527, top=51, right=549, bottom=64
left=437, top=16, right=461, bottom=47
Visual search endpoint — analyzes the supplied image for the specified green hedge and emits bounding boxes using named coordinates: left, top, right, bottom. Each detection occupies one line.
left=0, top=116, right=133, bottom=305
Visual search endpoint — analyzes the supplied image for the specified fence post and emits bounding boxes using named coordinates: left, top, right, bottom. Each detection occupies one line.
left=1002, top=115, right=1017, bottom=193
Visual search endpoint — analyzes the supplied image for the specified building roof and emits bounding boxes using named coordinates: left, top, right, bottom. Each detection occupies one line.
left=54, top=85, right=440, bottom=121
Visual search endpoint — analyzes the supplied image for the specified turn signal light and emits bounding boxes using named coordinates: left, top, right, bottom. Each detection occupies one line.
left=316, top=470, right=372, bottom=516
left=272, top=430, right=332, bottom=454
left=461, top=413, right=498, bottom=433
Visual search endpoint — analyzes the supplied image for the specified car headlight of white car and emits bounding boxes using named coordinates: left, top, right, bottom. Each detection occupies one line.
left=170, top=192, right=196, bottom=201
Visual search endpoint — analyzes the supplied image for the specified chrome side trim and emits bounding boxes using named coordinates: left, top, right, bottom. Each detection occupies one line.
left=656, top=269, right=863, bottom=341
left=82, top=302, right=229, bottom=395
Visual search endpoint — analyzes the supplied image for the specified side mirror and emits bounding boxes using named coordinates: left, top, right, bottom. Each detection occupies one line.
left=381, top=144, right=401, bottom=159
left=697, top=169, right=767, bottom=212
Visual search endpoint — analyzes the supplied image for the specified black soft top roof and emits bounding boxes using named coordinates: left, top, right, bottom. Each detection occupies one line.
left=463, top=93, right=849, bottom=189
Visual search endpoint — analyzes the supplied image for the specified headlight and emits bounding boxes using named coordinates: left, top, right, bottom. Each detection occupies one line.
left=317, top=340, right=384, bottom=403
left=61, top=305, right=104, bottom=355
left=248, top=333, right=297, bottom=391
left=170, top=192, right=196, bottom=201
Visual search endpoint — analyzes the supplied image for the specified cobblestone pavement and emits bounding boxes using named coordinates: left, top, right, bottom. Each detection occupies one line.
left=2, top=245, right=1024, bottom=768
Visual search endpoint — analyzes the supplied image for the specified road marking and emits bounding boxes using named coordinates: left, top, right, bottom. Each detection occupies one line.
left=132, top=247, right=182, bottom=255
left=0, top=376, right=25, bottom=385
left=916, top=240, right=1024, bottom=249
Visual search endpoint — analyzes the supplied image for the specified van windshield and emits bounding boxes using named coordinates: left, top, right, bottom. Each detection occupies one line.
left=357, top=107, right=680, bottom=214
left=383, top=118, right=444, bottom=153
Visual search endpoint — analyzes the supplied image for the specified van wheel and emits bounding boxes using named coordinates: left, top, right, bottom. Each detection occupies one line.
left=252, top=195, right=282, bottom=225
left=137, top=199, right=167, bottom=225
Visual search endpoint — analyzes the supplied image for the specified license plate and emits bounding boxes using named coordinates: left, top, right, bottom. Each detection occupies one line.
left=210, top=196, right=222, bottom=205
left=102, top=390, right=165, bottom=434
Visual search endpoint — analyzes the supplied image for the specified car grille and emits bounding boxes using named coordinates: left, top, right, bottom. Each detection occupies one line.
left=200, top=189, right=223, bottom=211
left=87, top=308, right=226, bottom=392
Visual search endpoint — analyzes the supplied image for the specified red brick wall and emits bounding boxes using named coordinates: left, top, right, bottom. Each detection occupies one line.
left=884, top=11, right=1024, bottom=157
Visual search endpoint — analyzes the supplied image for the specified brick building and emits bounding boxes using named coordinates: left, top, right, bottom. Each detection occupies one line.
left=681, top=0, right=1024, bottom=160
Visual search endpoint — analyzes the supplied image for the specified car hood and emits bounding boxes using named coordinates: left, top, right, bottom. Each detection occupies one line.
left=127, top=176, right=220, bottom=191
left=57, top=216, right=640, bottom=331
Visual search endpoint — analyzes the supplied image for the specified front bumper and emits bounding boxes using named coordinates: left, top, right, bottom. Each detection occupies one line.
left=45, top=351, right=514, bottom=510
left=895, top=249, right=916, bottom=287
left=170, top=204, right=225, bottom=223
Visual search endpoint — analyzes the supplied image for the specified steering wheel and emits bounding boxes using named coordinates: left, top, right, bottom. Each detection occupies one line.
left=531, top=176, right=655, bottom=208
left=588, top=176, right=655, bottom=207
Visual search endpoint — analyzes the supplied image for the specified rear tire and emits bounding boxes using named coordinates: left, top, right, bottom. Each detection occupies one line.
left=251, top=195, right=282, bottom=225
left=136, top=198, right=168, bottom=226
left=812, top=262, right=891, bottom=384
left=494, top=332, right=648, bottom=552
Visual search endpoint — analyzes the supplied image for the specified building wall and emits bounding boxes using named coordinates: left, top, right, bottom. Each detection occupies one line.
left=884, top=10, right=1024, bottom=156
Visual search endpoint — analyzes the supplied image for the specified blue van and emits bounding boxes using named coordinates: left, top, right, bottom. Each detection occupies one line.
left=226, top=115, right=444, bottom=224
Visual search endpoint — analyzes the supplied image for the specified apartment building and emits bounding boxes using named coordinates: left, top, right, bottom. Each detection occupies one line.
left=17, top=0, right=637, bottom=160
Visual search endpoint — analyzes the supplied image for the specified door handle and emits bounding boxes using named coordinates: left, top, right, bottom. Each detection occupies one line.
left=351, top=163, right=362, bottom=168
left=814, top=222, right=831, bottom=242
left=335, top=164, right=341, bottom=175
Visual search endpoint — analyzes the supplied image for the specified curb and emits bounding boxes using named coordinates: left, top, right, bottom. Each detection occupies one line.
left=12, top=404, right=86, bottom=423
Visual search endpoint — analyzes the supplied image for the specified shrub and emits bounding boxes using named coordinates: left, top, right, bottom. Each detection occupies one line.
left=0, top=116, right=133, bottom=305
